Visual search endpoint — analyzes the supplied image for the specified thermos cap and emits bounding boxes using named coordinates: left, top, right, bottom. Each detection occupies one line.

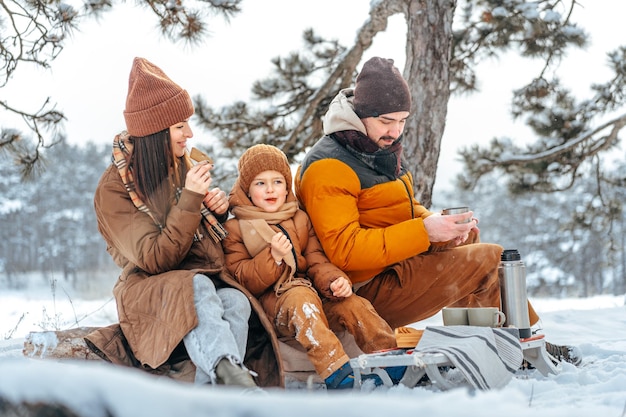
left=501, top=249, right=521, bottom=261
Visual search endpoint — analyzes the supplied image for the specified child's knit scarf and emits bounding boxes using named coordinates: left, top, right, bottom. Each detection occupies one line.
left=112, top=132, right=228, bottom=242
left=230, top=185, right=311, bottom=296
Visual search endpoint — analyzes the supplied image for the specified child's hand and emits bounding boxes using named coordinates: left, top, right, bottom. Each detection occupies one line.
left=330, top=277, right=352, bottom=298
left=270, top=232, right=292, bottom=263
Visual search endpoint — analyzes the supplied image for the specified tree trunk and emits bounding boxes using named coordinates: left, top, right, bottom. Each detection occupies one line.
left=402, top=0, right=455, bottom=208
left=22, top=327, right=103, bottom=361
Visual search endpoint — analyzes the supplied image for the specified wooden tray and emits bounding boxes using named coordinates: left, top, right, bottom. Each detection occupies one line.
left=394, top=327, right=424, bottom=348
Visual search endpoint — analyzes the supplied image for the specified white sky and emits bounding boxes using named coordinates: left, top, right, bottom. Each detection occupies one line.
left=3, top=0, right=625, bottom=190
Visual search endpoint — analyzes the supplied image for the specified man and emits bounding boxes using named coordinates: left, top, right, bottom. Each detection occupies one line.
left=295, top=57, right=580, bottom=366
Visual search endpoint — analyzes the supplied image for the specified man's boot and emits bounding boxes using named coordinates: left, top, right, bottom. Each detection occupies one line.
left=215, top=358, right=258, bottom=388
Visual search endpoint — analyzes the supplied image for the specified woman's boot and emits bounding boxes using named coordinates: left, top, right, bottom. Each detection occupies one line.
left=215, top=358, right=258, bottom=388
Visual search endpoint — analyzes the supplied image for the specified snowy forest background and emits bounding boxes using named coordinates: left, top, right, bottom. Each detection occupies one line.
left=1, top=137, right=624, bottom=300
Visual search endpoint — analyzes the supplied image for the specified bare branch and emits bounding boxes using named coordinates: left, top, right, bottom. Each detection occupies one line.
left=496, top=113, right=626, bottom=165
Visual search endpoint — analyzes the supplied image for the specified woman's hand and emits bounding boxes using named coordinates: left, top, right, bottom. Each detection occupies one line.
left=204, top=188, right=228, bottom=215
left=185, top=160, right=213, bottom=194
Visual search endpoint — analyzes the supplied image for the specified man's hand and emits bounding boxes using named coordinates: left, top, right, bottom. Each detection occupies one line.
left=424, top=212, right=479, bottom=245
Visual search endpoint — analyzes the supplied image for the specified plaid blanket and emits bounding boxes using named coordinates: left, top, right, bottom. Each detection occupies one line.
left=414, top=326, right=523, bottom=390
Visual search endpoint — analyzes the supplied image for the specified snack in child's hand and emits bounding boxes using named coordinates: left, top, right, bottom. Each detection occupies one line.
left=190, top=147, right=213, bottom=164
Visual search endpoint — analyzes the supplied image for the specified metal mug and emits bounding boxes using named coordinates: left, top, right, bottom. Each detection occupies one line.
left=442, top=206, right=470, bottom=223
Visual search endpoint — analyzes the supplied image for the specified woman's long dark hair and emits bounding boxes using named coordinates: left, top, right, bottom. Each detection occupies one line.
left=128, top=129, right=185, bottom=224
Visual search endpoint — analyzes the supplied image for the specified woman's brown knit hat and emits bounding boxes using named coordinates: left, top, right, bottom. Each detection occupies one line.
left=353, top=57, right=411, bottom=118
left=123, top=57, right=194, bottom=137
left=238, top=144, right=292, bottom=194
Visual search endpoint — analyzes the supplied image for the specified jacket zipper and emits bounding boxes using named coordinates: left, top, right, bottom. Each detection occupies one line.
left=275, top=224, right=299, bottom=272
left=398, top=177, right=415, bottom=219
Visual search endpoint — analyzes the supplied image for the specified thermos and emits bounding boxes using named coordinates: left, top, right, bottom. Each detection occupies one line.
left=498, top=249, right=532, bottom=339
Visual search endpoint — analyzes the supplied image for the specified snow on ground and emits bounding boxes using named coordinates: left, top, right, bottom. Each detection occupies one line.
left=1, top=289, right=625, bottom=417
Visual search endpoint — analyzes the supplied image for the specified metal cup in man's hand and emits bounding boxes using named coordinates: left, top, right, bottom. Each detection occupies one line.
left=442, top=206, right=470, bottom=223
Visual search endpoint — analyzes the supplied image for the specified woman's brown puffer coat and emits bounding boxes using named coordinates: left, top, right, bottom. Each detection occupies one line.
left=85, top=163, right=284, bottom=387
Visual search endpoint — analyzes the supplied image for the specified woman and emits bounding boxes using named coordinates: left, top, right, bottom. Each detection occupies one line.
left=87, top=57, right=279, bottom=389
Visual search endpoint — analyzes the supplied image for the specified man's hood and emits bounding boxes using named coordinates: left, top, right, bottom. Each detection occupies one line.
left=322, top=88, right=368, bottom=136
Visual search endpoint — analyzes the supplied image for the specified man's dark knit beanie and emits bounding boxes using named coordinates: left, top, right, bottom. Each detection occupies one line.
left=353, top=57, right=411, bottom=118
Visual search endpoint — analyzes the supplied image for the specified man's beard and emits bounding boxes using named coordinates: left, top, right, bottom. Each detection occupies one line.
left=378, top=136, right=398, bottom=149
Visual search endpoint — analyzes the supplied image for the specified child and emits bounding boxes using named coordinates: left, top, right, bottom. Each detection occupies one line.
left=222, top=144, right=405, bottom=389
